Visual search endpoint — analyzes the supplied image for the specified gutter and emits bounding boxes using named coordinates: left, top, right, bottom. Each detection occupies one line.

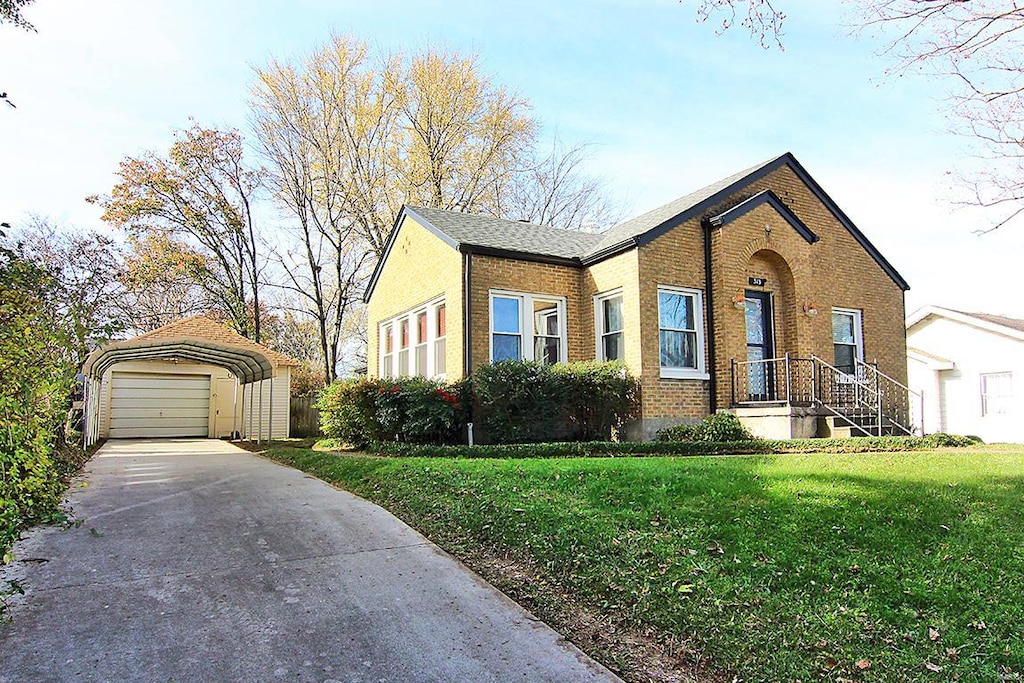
left=702, top=219, right=718, bottom=413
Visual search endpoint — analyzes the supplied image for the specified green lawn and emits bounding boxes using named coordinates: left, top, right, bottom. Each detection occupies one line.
left=266, top=445, right=1024, bottom=682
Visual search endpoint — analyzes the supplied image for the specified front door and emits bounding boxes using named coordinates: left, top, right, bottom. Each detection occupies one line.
left=744, top=290, right=775, bottom=401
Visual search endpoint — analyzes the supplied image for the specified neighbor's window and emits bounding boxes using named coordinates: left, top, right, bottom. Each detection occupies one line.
left=658, top=286, right=705, bottom=378
left=832, top=308, right=863, bottom=375
left=490, top=291, right=566, bottom=364
left=981, top=372, right=1013, bottom=416
left=378, top=298, right=447, bottom=379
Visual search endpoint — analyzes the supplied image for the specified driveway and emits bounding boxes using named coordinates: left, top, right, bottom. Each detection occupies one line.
left=0, top=439, right=619, bottom=682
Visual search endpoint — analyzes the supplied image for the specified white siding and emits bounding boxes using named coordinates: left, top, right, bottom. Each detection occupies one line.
left=907, top=317, right=1024, bottom=443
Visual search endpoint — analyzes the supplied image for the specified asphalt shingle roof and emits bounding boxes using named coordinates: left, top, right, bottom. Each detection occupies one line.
left=132, top=315, right=299, bottom=367
left=587, top=155, right=781, bottom=256
left=405, top=155, right=784, bottom=263
left=405, top=205, right=604, bottom=261
left=954, top=310, right=1024, bottom=335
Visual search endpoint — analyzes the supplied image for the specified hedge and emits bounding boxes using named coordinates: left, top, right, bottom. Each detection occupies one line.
left=316, top=361, right=640, bottom=446
left=311, top=432, right=979, bottom=459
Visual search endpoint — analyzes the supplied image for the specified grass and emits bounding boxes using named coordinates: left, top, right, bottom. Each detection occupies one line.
left=265, top=445, right=1024, bottom=682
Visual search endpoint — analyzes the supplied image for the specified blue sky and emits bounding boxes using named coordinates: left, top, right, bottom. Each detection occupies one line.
left=0, top=0, right=1017, bottom=314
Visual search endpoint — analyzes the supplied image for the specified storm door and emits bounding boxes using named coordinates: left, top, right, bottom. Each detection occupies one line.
left=744, top=291, right=775, bottom=401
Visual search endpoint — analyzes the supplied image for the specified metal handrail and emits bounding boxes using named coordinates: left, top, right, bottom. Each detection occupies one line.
left=731, top=354, right=923, bottom=437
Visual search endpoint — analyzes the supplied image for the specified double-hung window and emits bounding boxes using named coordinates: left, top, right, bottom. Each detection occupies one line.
left=398, top=319, right=410, bottom=376
left=658, top=286, right=706, bottom=379
left=381, top=323, right=394, bottom=378
left=595, top=290, right=624, bottom=362
left=981, top=372, right=1013, bottom=416
left=434, top=304, right=446, bottom=376
left=414, top=311, right=428, bottom=375
left=832, top=308, right=863, bottom=375
left=378, top=298, right=446, bottom=378
left=490, top=291, right=566, bottom=364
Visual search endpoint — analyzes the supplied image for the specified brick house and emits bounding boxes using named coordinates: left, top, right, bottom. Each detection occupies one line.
left=364, top=153, right=915, bottom=440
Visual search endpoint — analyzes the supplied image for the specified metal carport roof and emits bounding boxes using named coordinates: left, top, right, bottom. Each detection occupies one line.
left=82, top=337, right=275, bottom=384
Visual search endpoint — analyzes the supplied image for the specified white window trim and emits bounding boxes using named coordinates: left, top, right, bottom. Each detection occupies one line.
left=594, top=288, right=625, bottom=362
left=980, top=371, right=1013, bottom=417
left=489, top=290, right=568, bottom=364
left=832, top=307, right=864, bottom=378
left=657, top=285, right=708, bottom=380
left=378, top=296, right=446, bottom=379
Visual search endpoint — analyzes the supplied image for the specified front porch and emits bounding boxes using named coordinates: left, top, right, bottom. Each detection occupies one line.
left=728, top=354, right=924, bottom=439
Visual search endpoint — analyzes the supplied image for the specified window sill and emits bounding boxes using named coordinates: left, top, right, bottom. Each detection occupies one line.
left=659, top=369, right=710, bottom=381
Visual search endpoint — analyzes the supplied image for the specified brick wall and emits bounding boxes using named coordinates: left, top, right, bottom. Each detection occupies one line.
left=366, top=216, right=464, bottom=378
left=468, top=255, right=586, bottom=372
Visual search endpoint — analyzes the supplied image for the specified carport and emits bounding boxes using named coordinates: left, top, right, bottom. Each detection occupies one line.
left=82, top=336, right=279, bottom=447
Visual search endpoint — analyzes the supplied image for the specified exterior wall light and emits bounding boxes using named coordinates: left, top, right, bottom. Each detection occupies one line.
left=733, top=293, right=746, bottom=310
left=803, top=302, right=818, bottom=317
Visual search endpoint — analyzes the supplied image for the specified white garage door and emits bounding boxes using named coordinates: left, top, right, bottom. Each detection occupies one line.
left=109, top=372, right=211, bottom=438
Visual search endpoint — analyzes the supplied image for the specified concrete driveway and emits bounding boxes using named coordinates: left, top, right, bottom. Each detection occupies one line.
left=0, top=439, right=619, bottom=683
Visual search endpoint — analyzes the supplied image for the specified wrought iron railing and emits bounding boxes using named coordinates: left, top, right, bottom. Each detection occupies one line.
left=730, top=354, right=924, bottom=436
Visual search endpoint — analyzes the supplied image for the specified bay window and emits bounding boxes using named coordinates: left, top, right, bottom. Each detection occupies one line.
left=378, top=298, right=447, bottom=378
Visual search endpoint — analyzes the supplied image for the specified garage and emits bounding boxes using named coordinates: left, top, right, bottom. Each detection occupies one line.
left=81, top=315, right=297, bottom=445
left=108, top=372, right=211, bottom=438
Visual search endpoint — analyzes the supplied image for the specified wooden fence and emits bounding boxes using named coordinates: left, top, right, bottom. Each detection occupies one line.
left=290, top=395, right=321, bottom=438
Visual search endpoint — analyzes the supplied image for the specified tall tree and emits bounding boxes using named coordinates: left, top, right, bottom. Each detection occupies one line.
left=251, top=34, right=617, bottom=381
left=119, top=232, right=214, bottom=332
left=90, top=124, right=267, bottom=340
left=14, top=218, right=126, bottom=364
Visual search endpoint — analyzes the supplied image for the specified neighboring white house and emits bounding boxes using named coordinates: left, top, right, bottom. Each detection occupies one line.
left=82, top=315, right=297, bottom=442
left=907, top=306, right=1024, bottom=443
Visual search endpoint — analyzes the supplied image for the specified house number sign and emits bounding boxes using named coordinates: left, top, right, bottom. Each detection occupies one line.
left=748, top=277, right=767, bottom=287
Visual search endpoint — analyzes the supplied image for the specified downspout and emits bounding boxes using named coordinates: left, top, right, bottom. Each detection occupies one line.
left=463, top=250, right=473, bottom=379
left=463, top=250, right=474, bottom=444
left=703, top=219, right=718, bottom=413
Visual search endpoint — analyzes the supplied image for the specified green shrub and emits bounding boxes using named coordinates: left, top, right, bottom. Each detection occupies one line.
left=473, top=360, right=639, bottom=444
left=657, top=412, right=753, bottom=442
left=472, top=360, right=565, bottom=443
left=317, top=377, right=469, bottom=446
left=344, top=433, right=980, bottom=459
left=1, top=237, right=78, bottom=559
left=552, top=361, right=640, bottom=441
left=316, top=379, right=381, bottom=447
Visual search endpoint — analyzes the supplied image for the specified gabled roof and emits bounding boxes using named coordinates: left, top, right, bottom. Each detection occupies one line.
left=907, top=305, right=1024, bottom=342
left=131, top=315, right=299, bottom=367
left=364, top=152, right=910, bottom=301
left=405, top=205, right=603, bottom=261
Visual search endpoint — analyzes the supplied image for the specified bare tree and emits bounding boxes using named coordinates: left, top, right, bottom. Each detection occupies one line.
left=856, top=1, right=1024, bottom=231
left=495, top=139, right=625, bottom=229
left=13, top=217, right=125, bottom=363
left=90, top=124, right=268, bottom=340
left=689, top=0, right=786, bottom=49
left=252, top=36, right=620, bottom=381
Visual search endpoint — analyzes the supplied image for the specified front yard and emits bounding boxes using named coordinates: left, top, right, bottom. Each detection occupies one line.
left=266, top=445, right=1024, bottom=682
